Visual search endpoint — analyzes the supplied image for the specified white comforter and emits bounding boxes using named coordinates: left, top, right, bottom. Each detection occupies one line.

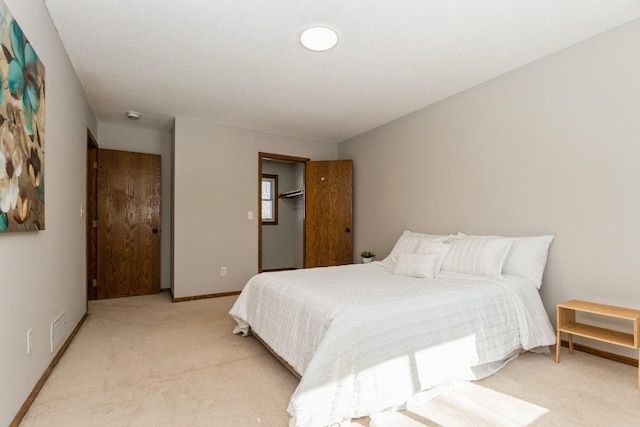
left=229, top=263, right=555, bottom=427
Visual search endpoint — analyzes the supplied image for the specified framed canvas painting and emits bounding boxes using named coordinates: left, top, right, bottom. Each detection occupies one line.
left=0, top=0, right=45, bottom=232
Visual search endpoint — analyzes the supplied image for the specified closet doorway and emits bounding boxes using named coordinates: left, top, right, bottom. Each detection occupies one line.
left=259, top=153, right=308, bottom=272
left=258, top=153, right=354, bottom=272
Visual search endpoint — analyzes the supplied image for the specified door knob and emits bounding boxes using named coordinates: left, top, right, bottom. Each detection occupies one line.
left=345, top=227, right=351, bottom=233
left=152, top=228, right=159, bottom=234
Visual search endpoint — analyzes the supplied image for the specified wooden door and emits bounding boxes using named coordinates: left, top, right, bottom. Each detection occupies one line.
left=305, top=160, right=353, bottom=267
left=96, top=149, right=161, bottom=299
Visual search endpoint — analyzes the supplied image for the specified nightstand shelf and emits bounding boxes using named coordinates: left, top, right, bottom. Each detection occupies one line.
left=556, top=299, right=640, bottom=389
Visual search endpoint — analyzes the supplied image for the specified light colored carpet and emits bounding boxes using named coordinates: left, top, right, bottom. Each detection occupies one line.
left=19, top=293, right=640, bottom=427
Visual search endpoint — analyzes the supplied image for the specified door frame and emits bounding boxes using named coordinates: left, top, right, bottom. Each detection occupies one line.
left=85, top=130, right=98, bottom=304
left=258, top=152, right=309, bottom=273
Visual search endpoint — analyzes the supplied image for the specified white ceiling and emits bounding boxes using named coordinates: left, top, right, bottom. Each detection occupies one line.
left=43, top=1, right=640, bottom=143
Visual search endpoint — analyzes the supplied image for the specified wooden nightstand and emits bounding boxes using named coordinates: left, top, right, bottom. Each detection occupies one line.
left=556, top=300, right=640, bottom=389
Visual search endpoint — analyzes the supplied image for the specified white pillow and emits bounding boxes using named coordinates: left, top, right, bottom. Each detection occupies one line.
left=415, top=241, right=451, bottom=275
left=380, top=230, right=449, bottom=267
left=393, top=253, right=439, bottom=279
left=441, top=237, right=512, bottom=277
left=458, top=233, right=554, bottom=288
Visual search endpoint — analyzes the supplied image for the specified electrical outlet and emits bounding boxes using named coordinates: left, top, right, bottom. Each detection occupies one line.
left=27, top=329, right=33, bottom=354
left=221, top=267, right=227, bottom=276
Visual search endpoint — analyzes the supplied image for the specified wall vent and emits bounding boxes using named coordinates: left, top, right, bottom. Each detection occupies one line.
left=51, top=311, right=67, bottom=353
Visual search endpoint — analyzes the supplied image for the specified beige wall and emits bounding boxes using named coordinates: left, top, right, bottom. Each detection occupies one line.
left=172, top=118, right=337, bottom=298
left=339, top=19, right=640, bottom=357
left=1, top=0, right=97, bottom=424
left=97, top=122, right=172, bottom=290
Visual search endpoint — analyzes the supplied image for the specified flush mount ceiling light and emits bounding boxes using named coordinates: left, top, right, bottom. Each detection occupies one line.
left=300, top=26, right=338, bottom=52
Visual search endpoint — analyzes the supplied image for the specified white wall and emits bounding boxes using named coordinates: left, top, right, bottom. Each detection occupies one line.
left=97, top=122, right=172, bottom=290
left=172, top=118, right=337, bottom=298
left=0, top=0, right=96, bottom=424
left=339, top=19, right=640, bottom=357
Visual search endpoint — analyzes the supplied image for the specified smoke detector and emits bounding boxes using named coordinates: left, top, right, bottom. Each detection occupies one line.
left=126, top=111, right=140, bottom=120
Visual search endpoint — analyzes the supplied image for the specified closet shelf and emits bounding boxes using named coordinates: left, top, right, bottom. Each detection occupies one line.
left=279, top=189, right=304, bottom=198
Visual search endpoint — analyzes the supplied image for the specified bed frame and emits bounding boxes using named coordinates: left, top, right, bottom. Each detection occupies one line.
left=252, top=332, right=302, bottom=380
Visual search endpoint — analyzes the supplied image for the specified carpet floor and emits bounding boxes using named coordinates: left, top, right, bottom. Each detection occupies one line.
left=19, top=293, right=640, bottom=426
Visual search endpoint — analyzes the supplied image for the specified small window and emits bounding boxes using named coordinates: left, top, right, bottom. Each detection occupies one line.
left=262, top=174, right=278, bottom=225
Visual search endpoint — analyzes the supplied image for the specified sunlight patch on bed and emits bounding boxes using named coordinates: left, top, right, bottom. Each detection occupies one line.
left=369, top=381, right=548, bottom=427
left=343, top=335, right=481, bottom=405
left=413, top=335, right=479, bottom=384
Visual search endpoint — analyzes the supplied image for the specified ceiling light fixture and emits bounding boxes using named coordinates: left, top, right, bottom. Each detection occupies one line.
left=126, top=111, right=140, bottom=120
left=300, top=26, right=338, bottom=52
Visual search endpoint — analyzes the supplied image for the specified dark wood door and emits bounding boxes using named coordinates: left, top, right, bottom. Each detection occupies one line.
left=305, top=160, right=353, bottom=267
left=96, top=149, right=161, bottom=299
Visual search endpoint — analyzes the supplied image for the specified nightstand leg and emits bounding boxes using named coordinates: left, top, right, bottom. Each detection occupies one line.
left=568, top=334, right=574, bottom=354
left=555, top=330, right=561, bottom=363
left=637, top=349, right=639, bottom=390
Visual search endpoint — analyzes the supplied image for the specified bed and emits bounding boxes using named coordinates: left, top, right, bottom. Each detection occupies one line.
left=229, top=231, right=556, bottom=427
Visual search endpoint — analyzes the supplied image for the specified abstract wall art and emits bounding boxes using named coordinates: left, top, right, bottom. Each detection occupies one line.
left=0, top=0, right=45, bottom=232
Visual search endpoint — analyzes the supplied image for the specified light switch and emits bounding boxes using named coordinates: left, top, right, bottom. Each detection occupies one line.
left=248, top=211, right=254, bottom=220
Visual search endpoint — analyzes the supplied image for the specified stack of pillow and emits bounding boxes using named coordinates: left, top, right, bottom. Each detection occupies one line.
left=379, top=230, right=554, bottom=289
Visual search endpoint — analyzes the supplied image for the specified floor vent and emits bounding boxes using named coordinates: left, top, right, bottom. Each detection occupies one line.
left=51, top=311, right=67, bottom=353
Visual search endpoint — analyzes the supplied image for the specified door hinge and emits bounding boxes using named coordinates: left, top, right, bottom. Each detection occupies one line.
left=92, top=279, right=97, bottom=288
left=93, top=220, right=97, bottom=228
left=93, top=161, right=97, bottom=169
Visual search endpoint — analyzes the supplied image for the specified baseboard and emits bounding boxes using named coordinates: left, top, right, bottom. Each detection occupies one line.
left=172, top=290, right=241, bottom=302
left=561, top=339, right=638, bottom=367
left=11, top=312, right=89, bottom=427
